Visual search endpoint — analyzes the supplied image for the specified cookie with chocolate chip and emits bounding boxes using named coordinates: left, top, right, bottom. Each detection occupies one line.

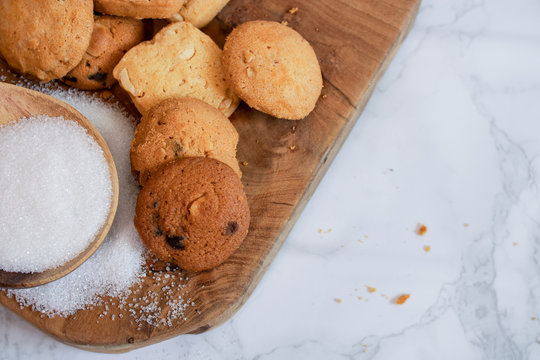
left=130, top=97, right=241, bottom=185
left=62, top=15, right=144, bottom=90
left=134, top=157, right=250, bottom=271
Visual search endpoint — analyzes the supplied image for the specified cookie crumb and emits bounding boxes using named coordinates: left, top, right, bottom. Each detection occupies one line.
left=288, top=7, right=299, bottom=14
left=289, top=144, right=296, bottom=150
left=423, top=245, right=431, bottom=252
left=281, top=20, right=289, bottom=26
left=334, top=298, right=342, bottom=303
left=101, top=90, right=113, bottom=100
left=464, top=223, right=469, bottom=227
left=395, top=294, right=410, bottom=305
left=417, top=224, right=427, bottom=236
left=241, top=161, right=248, bottom=166
left=532, top=317, right=537, bottom=320
left=366, top=286, right=376, bottom=293
left=513, top=242, right=518, bottom=246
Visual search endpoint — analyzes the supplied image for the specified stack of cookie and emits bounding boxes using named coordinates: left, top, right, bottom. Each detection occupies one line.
left=0, top=0, right=231, bottom=91
left=0, top=0, right=324, bottom=272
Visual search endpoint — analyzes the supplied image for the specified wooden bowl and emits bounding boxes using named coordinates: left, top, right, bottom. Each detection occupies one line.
left=0, top=82, right=119, bottom=288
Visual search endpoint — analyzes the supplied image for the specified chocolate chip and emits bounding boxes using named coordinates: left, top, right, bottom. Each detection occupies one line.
left=173, top=142, right=183, bottom=158
left=225, top=221, right=239, bottom=235
left=62, top=75, right=77, bottom=83
left=88, top=72, right=107, bottom=82
left=127, top=337, right=134, bottom=344
left=153, top=201, right=158, bottom=208
left=166, top=235, right=185, bottom=250
left=85, top=60, right=91, bottom=67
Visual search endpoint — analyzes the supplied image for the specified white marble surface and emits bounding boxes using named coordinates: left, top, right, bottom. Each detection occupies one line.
left=2, top=0, right=540, bottom=358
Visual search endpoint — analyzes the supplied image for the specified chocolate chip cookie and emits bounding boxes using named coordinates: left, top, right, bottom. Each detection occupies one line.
left=134, top=157, right=250, bottom=271
left=63, top=15, right=144, bottom=90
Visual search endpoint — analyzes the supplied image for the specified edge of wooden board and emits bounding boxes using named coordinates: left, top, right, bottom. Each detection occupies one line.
left=69, top=0, right=421, bottom=353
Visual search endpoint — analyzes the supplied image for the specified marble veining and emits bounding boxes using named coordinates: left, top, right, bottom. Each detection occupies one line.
left=2, top=0, right=540, bottom=358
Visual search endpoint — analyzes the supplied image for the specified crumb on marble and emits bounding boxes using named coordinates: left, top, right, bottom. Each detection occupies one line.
left=424, top=245, right=431, bottom=252
left=357, top=296, right=363, bottom=300
left=366, top=286, right=376, bottom=293
left=334, top=298, right=342, bottom=303
left=395, top=294, right=410, bottom=305
left=464, top=223, right=469, bottom=227
left=513, top=242, right=519, bottom=246
left=417, top=224, right=427, bottom=236
left=532, top=317, right=537, bottom=320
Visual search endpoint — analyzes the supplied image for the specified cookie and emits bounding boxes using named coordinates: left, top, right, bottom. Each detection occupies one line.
left=134, top=157, right=250, bottom=271
left=62, top=15, right=144, bottom=90
left=131, top=97, right=241, bottom=184
left=222, top=21, right=323, bottom=120
left=0, top=0, right=93, bottom=82
left=113, top=21, right=239, bottom=117
left=94, top=0, right=186, bottom=19
left=170, top=0, right=230, bottom=29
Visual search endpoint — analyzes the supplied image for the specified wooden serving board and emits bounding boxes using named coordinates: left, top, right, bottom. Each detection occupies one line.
left=0, top=0, right=420, bottom=353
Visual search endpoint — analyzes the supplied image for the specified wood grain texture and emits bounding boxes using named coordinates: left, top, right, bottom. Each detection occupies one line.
left=0, top=83, right=119, bottom=289
left=0, top=0, right=420, bottom=352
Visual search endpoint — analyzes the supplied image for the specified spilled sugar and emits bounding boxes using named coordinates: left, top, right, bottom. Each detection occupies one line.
left=0, top=116, right=112, bottom=273
left=2, top=82, right=192, bottom=325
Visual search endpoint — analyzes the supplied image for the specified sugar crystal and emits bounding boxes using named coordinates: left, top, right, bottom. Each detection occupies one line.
left=0, top=116, right=112, bottom=273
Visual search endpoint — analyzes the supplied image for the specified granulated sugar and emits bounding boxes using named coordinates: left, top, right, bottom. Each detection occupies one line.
left=0, top=116, right=112, bottom=273
left=3, top=84, right=191, bottom=324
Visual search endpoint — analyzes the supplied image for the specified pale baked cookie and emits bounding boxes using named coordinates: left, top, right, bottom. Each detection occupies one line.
left=0, top=0, right=93, bottom=82
left=113, top=21, right=239, bottom=117
left=131, top=97, right=241, bottom=185
left=222, top=21, right=323, bottom=120
left=94, top=0, right=186, bottom=19
left=63, top=16, right=144, bottom=90
left=134, top=157, right=250, bottom=272
left=170, top=0, right=230, bottom=29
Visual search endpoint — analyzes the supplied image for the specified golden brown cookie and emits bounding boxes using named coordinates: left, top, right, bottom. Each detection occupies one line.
left=170, top=0, right=230, bottom=29
left=94, top=0, right=186, bottom=19
left=222, top=21, right=323, bottom=120
left=131, top=97, right=241, bottom=184
left=62, top=15, right=144, bottom=90
left=0, top=0, right=93, bottom=82
left=113, top=21, right=240, bottom=117
left=134, top=157, right=250, bottom=271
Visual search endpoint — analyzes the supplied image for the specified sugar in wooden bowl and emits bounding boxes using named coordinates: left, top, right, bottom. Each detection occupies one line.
left=0, top=115, right=113, bottom=273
